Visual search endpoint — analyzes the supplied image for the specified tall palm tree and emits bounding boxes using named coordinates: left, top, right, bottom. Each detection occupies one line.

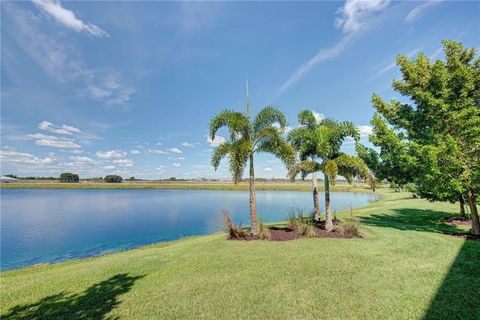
left=209, top=104, right=294, bottom=237
left=288, top=110, right=323, bottom=221
left=288, top=112, right=368, bottom=231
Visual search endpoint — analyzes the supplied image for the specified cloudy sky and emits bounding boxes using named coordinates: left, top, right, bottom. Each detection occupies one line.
left=1, top=0, right=479, bottom=179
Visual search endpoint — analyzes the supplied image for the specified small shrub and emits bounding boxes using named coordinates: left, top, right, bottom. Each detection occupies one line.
left=222, top=210, right=248, bottom=239
left=258, top=221, right=271, bottom=240
left=287, top=207, right=313, bottom=230
left=104, top=175, right=123, bottom=183
left=60, top=172, right=79, bottom=183
left=298, top=223, right=315, bottom=238
left=337, top=214, right=364, bottom=238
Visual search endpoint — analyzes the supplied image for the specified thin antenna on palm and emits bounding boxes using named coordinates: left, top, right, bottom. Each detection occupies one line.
left=246, top=73, right=250, bottom=117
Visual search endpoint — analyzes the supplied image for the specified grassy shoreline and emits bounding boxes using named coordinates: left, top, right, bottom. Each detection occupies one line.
left=2, top=189, right=479, bottom=319
left=0, top=181, right=372, bottom=192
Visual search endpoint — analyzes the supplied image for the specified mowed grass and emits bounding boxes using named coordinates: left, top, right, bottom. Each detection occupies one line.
left=1, top=190, right=479, bottom=319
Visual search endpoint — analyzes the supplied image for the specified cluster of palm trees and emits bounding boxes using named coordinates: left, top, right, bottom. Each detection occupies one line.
left=209, top=103, right=369, bottom=237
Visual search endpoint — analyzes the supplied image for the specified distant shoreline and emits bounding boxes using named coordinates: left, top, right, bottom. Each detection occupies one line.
left=0, top=181, right=373, bottom=192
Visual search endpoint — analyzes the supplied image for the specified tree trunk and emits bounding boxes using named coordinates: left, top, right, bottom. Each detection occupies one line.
left=459, top=194, right=466, bottom=218
left=466, top=190, right=480, bottom=236
left=249, top=153, right=258, bottom=237
left=312, top=171, right=320, bottom=221
left=324, top=175, right=334, bottom=232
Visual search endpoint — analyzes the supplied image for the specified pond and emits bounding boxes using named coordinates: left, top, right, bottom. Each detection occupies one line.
left=0, top=188, right=379, bottom=270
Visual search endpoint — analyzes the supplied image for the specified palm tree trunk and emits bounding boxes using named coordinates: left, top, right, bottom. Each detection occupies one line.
left=312, top=171, right=320, bottom=221
left=249, top=153, right=259, bottom=237
left=459, top=194, right=466, bottom=218
left=466, top=190, right=480, bottom=236
left=324, top=174, right=334, bottom=232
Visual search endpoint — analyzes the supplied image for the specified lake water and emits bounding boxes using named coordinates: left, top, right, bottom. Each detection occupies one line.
left=0, top=189, right=378, bottom=270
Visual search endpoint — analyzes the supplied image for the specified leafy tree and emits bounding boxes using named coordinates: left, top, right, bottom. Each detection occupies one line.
left=210, top=104, right=294, bottom=237
left=289, top=115, right=368, bottom=231
left=59, top=172, right=79, bottom=183
left=4, top=174, right=18, bottom=178
left=104, top=175, right=123, bottom=183
left=369, top=40, right=480, bottom=234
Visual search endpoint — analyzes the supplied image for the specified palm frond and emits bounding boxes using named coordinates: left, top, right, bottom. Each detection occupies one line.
left=297, top=110, right=317, bottom=129
left=288, top=160, right=321, bottom=181
left=228, top=138, right=250, bottom=183
left=253, top=106, right=287, bottom=136
left=334, top=154, right=369, bottom=183
left=209, top=109, right=251, bottom=142
left=323, top=159, right=338, bottom=184
left=211, top=142, right=232, bottom=170
left=256, top=131, right=295, bottom=168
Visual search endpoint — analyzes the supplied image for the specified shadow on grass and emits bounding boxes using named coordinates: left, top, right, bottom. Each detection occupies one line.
left=422, top=240, right=480, bottom=320
left=2, top=273, right=144, bottom=320
left=361, top=208, right=468, bottom=235
left=361, top=208, right=479, bottom=319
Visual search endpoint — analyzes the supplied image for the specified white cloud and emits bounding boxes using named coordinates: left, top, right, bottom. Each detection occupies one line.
left=31, top=0, right=109, bottom=38
left=335, top=0, right=390, bottom=34
left=206, top=135, right=226, bottom=147
left=147, top=149, right=167, bottom=155
left=36, top=139, right=81, bottom=149
left=0, top=148, right=55, bottom=166
left=181, top=142, right=198, bottom=148
left=312, top=111, right=325, bottom=123
left=113, top=159, right=134, bottom=167
left=178, top=157, right=185, bottom=160
left=28, top=133, right=81, bottom=149
left=130, top=150, right=141, bottom=155
left=279, top=0, right=389, bottom=94
left=172, top=163, right=182, bottom=167
left=4, top=3, right=134, bottom=109
left=430, top=47, right=443, bottom=60
left=374, top=48, right=420, bottom=78
left=168, top=147, right=183, bottom=154
left=38, top=120, right=81, bottom=135
left=71, top=149, right=83, bottom=154
left=358, top=125, right=373, bottom=139
left=406, top=0, right=443, bottom=22
left=104, top=165, right=115, bottom=170
left=69, top=156, right=97, bottom=165
left=96, top=150, right=126, bottom=159
left=61, top=124, right=81, bottom=133
left=264, top=167, right=273, bottom=172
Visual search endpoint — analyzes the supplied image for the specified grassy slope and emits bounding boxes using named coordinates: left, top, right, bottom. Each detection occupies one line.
left=1, top=190, right=479, bottom=320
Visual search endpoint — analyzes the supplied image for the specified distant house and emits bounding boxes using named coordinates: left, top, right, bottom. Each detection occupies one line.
left=0, top=176, right=19, bottom=183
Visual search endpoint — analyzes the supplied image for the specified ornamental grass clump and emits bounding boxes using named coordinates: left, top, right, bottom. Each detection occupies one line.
left=298, top=223, right=315, bottom=238
left=258, top=221, right=271, bottom=240
left=222, top=209, right=248, bottom=239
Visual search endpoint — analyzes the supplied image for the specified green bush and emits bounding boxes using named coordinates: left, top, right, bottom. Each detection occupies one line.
left=104, top=175, right=123, bottom=183
left=59, top=172, right=79, bottom=183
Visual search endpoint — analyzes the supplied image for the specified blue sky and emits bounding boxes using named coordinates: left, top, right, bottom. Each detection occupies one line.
left=1, top=0, right=479, bottom=179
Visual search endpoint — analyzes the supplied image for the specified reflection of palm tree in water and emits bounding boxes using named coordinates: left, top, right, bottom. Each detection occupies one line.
left=2, top=273, right=144, bottom=320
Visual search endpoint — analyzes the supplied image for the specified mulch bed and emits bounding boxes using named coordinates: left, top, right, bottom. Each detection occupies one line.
left=228, top=224, right=352, bottom=242
left=443, top=216, right=472, bottom=226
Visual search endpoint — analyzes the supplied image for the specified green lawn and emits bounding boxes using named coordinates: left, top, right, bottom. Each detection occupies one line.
left=1, top=190, right=479, bottom=319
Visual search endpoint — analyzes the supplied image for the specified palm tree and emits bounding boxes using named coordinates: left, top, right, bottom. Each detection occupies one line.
left=287, top=110, right=323, bottom=221
left=288, top=112, right=368, bottom=231
left=209, top=104, right=294, bottom=237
